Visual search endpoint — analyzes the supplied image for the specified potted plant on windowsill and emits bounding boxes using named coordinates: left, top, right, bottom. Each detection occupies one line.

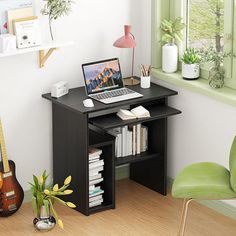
left=160, top=17, right=185, bottom=73
left=29, top=171, right=76, bottom=231
left=199, top=46, right=235, bottom=88
left=181, top=48, right=201, bottom=80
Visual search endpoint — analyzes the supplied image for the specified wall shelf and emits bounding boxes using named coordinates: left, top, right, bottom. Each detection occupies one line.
left=0, top=41, right=73, bottom=68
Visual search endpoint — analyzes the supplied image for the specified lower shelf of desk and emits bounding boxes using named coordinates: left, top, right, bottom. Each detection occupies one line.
left=115, top=151, right=160, bottom=166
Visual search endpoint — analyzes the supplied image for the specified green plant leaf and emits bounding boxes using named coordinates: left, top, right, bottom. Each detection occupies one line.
left=43, top=200, right=50, bottom=216
left=32, top=196, right=39, bottom=217
left=33, top=175, right=39, bottom=190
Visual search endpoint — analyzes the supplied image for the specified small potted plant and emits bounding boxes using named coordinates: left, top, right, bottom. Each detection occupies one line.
left=181, top=48, right=201, bottom=80
left=199, top=46, right=235, bottom=88
left=30, top=170, right=76, bottom=231
left=160, top=17, right=185, bottom=73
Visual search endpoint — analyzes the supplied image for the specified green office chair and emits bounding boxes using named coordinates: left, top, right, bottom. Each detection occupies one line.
left=172, top=136, right=236, bottom=236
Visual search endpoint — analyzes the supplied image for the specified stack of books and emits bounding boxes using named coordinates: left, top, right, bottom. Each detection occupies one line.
left=88, top=148, right=104, bottom=208
left=108, top=124, right=148, bottom=158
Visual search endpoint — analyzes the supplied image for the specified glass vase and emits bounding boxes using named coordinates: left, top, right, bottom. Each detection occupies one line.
left=33, top=205, right=56, bottom=232
left=208, top=66, right=225, bottom=89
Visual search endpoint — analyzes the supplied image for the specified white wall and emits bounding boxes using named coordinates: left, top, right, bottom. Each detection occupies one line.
left=0, top=0, right=151, bottom=190
left=153, top=79, right=236, bottom=207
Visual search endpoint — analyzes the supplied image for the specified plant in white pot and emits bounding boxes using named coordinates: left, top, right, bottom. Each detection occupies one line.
left=160, top=17, right=185, bottom=73
left=181, top=48, right=201, bottom=80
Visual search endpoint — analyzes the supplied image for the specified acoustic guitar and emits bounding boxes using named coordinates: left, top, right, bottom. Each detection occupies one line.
left=0, top=119, right=24, bottom=217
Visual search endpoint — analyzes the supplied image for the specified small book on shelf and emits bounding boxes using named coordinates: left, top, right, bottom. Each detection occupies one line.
left=89, top=173, right=102, bottom=181
left=89, top=159, right=104, bottom=170
left=89, top=166, right=104, bottom=176
left=89, top=177, right=104, bottom=186
left=117, top=106, right=150, bottom=120
left=88, top=148, right=102, bottom=159
left=89, top=194, right=103, bottom=203
left=89, top=199, right=104, bottom=208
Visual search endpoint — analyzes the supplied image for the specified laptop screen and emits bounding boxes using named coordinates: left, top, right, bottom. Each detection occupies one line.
left=82, top=58, right=123, bottom=95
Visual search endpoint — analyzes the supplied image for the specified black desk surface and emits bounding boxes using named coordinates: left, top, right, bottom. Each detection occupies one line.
left=42, top=83, right=178, bottom=114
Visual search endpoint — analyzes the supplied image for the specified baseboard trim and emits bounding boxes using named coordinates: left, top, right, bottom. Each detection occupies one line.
left=23, top=189, right=32, bottom=203
left=167, top=177, right=236, bottom=220
left=115, top=164, right=130, bottom=180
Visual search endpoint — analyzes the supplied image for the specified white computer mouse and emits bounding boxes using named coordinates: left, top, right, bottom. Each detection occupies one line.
left=83, top=99, right=94, bottom=108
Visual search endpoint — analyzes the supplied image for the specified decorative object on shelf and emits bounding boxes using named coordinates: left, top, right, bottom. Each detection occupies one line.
left=41, top=0, right=74, bottom=41
left=160, top=17, right=185, bottom=73
left=7, top=7, right=33, bottom=34
left=181, top=48, right=201, bottom=80
left=14, top=16, right=42, bottom=49
left=0, top=118, right=24, bottom=217
left=113, top=25, right=139, bottom=85
left=199, top=46, right=235, bottom=89
left=140, top=64, right=151, bottom=88
left=0, top=33, right=16, bottom=52
left=0, top=0, right=33, bottom=34
left=51, top=81, right=69, bottom=98
left=30, top=171, right=76, bottom=230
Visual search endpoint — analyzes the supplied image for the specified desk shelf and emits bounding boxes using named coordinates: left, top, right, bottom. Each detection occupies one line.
left=90, top=105, right=181, bottom=130
left=115, top=151, right=160, bottom=166
left=89, top=130, right=114, bottom=147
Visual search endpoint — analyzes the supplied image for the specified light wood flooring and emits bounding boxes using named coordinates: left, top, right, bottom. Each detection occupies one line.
left=0, top=179, right=236, bottom=236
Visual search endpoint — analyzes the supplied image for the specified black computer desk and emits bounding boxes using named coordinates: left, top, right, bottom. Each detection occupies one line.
left=42, top=82, right=181, bottom=216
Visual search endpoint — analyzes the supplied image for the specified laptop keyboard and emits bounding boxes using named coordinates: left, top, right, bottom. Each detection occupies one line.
left=90, top=88, right=135, bottom=100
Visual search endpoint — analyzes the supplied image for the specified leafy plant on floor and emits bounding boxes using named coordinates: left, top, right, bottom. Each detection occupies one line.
left=29, top=170, right=76, bottom=229
left=181, top=48, right=201, bottom=64
left=160, top=17, right=185, bottom=44
left=41, top=0, right=74, bottom=40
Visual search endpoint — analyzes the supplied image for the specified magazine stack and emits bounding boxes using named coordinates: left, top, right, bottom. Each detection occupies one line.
left=88, top=148, right=104, bottom=208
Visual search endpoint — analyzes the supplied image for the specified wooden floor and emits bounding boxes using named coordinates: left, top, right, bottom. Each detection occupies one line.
left=0, top=179, right=236, bottom=236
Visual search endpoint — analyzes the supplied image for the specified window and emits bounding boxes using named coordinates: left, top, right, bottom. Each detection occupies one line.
left=188, top=0, right=225, bottom=53
left=152, top=0, right=236, bottom=89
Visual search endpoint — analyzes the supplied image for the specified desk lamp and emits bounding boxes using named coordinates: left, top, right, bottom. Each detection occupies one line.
left=113, top=25, right=139, bottom=85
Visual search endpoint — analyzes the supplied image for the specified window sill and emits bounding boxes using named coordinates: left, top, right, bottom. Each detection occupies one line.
left=151, top=68, right=236, bottom=107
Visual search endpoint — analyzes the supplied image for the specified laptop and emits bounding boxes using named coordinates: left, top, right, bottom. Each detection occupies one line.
left=82, top=58, right=143, bottom=104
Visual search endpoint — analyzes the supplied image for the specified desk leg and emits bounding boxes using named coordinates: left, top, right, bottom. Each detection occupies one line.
left=52, top=104, right=89, bottom=215
left=130, top=118, right=167, bottom=195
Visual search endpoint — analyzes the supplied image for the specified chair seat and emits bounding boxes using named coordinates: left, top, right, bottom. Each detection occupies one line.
left=172, top=162, right=236, bottom=199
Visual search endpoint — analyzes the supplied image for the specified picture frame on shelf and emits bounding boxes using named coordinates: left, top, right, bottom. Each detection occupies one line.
left=7, top=7, right=34, bottom=34
left=14, top=16, right=41, bottom=49
left=0, top=0, right=33, bottom=34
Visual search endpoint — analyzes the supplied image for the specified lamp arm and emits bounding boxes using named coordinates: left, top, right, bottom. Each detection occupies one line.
left=130, top=33, right=135, bottom=79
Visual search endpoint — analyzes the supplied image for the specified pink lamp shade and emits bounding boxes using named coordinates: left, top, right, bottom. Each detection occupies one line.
left=113, top=25, right=136, bottom=48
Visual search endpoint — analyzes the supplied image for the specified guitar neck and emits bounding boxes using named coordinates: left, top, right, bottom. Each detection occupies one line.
left=0, top=119, right=10, bottom=173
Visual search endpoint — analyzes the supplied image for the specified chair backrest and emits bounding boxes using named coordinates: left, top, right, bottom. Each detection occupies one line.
left=229, top=136, right=236, bottom=192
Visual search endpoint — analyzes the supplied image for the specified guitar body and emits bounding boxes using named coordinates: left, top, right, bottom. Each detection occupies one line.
left=0, top=160, right=24, bottom=217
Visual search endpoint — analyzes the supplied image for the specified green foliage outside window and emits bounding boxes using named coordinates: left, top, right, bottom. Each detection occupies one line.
left=189, top=0, right=224, bottom=53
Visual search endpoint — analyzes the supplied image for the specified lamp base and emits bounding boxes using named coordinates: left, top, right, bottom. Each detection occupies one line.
left=123, top=77, right=140, bottom=86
